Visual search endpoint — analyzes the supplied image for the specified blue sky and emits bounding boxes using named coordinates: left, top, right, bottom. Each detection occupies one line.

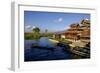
left=24, top=11, right=90, bottom=32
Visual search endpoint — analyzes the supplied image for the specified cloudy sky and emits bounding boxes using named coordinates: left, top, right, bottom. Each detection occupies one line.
left=24, top=11, right=90, bottom=32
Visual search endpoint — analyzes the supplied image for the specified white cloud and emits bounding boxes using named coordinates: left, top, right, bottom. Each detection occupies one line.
left=25, top=25, right=31, bottom=29
left=25, top=25, right=36, bottom=32
left=63, top=24, right=70, bottom=30
left=31, top=26, right=36, bottom=29
left=54, top=17, right=63, bottom=23
left=58, top=18, right=63, bottom=22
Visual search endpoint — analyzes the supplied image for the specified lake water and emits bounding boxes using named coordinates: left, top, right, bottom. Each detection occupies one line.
left=24, top=37, right=80, bottom=61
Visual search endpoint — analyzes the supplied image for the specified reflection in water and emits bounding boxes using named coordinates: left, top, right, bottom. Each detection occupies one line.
left=24, top=37, right=81, bottom=61
left=38, top=37, right=55, bottom=47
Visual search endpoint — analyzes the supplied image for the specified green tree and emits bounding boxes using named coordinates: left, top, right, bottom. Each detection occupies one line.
left=33, top=27, right=40, bottom=33
left=32, top=27, right=40, bottom=40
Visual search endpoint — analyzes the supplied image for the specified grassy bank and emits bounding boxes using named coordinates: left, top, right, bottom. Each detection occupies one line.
left=24, top=32, right=53, bottom=40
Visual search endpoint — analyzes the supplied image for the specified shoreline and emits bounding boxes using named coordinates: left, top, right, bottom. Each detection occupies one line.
left=49, top=39, right=59, bottom=43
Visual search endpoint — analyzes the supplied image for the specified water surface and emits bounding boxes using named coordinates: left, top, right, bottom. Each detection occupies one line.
left=24, top=37, right=80, bottom=61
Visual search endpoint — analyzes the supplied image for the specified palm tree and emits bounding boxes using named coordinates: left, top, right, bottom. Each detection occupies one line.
left=45, top=29, right=48, bottom=33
